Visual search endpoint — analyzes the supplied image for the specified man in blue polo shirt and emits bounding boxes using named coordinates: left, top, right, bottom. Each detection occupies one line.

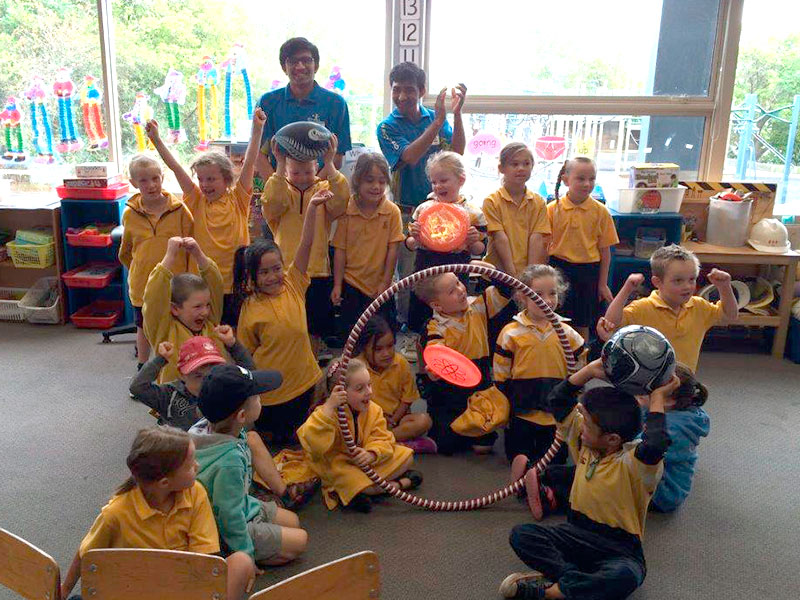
left=256, top=37, right=352, bottom=176
left=376, top=61, right=466, bottom=344
left=377, top=62, right=466, bottom=209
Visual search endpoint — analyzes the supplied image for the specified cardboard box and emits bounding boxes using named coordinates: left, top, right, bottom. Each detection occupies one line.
left=678, top=181, right=776, bottom=242
left=75, top=163, right=118, bottom=178
left=629, top=163, right=680, bottom=188
left=62, top=175, right=122, bottom=189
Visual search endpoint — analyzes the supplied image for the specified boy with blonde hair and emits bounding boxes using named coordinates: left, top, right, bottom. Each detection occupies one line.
left=600, top=244, right=738, bottom=372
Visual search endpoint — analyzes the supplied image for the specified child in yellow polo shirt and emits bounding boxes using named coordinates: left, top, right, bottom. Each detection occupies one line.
left=500, top=359, right=677, bottom=600
left=60, top=427, right=255, bottom=600
left=547, top=157, right=619, bottom=340
left=415, top=263, right=513, bottom=455
left=494, top=265, right=584, bottom=468
left=353, top=315, right=436, bottom=452
left=331, top=152, right=404, bottom=339
left=143, top=236, right=227, bottom=384
left=261, top=135, right=349, bottom=357
left=147, top=108, right=266, bottom=325
left=484, top=143, right=551, bottom=277
left=601, top=244, right=738, bottom=372
left=119, top=154, right=193, bottom=368
left=298, top=358, right=419, bottom=513
left=234, top=189, right=330, bottom=448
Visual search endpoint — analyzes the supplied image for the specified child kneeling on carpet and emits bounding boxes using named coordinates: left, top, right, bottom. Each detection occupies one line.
left=60, top=427, right=255, bottom=600
left=191, top=364, right=308, bottom=567
left=354, top=315, right=437, bottom=453
left=500, top=359, right=677, bottom=600
left=297, top=358, right=421, bottom=513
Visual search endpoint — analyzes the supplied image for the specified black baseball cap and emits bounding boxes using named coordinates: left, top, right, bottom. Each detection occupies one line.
left=199, top=364, right=282, bottom=423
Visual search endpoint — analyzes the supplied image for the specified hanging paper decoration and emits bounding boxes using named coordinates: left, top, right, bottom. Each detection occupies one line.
left=0, top=97, right=26, bottom=163
left=122, top=92, right=155, bottom=152
left=154, top=68, right=187, bottom=144
left=221, top=43, right=253, bottom=139
left=22, top=76, right=54, bottom=163
left=325, top=66, right=346, bottom=94
left=81, top=75, right=108, bottom=151
left=194, top=56, right=219, bottom=151
left=53, top=67, right=83, bottom=153
left=270, top=79, right=282, bottom=91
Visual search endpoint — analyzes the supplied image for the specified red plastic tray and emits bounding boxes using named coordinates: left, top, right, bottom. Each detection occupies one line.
left=62, top=262, right=120, bottom=288
left=70, top=300, right=123, bottom=328
left=66, top=232, right=113, bottom=247
left=57, top=182, right=129, bottom=200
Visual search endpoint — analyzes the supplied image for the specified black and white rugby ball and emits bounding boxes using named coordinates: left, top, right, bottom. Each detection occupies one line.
left=274, top=121, right=332, bottom=161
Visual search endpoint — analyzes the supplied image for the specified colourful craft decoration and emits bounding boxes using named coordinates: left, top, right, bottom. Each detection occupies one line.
left=81, top=75, right=108, bottom=151
left=53, top=67, right=83, bottom=153
left=416, top=202, right=470, bottom=252
left=22, top=76, right=54, bottom=163
left=154, top=68, right=187, bottom=144
left=194, top=56, right=219, bottom=151
left=423, top=344, right=482, bottom=388
left=122, top=92, right=155, bottom=152
left=325, top=66, right=346, bottom=94
left=0, top=97, right=26, bottom=162
left=221, top=43, right=253, bottom=138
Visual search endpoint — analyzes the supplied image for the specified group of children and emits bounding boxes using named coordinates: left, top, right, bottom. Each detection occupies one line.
left=61, top=98, right=741, bottom=600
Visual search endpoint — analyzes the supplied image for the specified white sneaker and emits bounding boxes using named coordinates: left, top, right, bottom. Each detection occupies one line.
left=398, top=334, right=419, bottom=363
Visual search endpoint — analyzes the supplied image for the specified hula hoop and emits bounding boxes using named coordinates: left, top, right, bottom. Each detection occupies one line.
left=334, top=263, right=578, bottom=511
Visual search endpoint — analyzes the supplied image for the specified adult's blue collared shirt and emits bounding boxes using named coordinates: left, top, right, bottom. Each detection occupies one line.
left=258, top=82, right=352, bottom=163
left=377, top=105, right=453, bottom=209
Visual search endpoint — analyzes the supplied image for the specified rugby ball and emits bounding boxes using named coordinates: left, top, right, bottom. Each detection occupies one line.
left=274, top=121, right=332, bottom=161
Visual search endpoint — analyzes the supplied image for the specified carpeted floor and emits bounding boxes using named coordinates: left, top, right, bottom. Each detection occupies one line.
left=1, top=321, right=799, bottom=599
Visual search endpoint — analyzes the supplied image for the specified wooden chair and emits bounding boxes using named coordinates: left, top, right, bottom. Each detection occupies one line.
left=0, top=528, right=60, bottom=600
left=81, top=548, right=227, bottom=600
left=249, top=551, right=380, bottom=600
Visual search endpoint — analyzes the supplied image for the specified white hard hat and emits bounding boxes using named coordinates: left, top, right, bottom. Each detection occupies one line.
left=747, top=218, right=791, bottom=254
left=698, top=280, right=751, bottom=309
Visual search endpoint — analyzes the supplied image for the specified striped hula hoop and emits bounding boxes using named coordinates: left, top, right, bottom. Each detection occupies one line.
left=334, top=263, right=577, bottom=511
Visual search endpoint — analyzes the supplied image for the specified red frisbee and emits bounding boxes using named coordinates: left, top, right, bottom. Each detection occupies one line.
left=423, top=344, right=482, bottom=388
left=417, top=202, right=470, bottom=253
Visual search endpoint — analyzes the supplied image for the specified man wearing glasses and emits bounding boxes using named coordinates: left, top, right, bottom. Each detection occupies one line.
left=256, top=37, right=352, bottom=176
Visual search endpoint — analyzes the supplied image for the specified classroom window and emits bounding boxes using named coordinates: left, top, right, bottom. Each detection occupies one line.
left=457, top=113, right=703, bottom=203
left=429, top=0, right=721, bottom=97
left=0, top=0, right=110, bottom=195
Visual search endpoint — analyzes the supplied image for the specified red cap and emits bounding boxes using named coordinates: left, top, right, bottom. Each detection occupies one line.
left=177, top=336, right=226, bottom=375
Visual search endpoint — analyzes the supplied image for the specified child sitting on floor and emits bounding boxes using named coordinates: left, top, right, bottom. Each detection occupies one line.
left=297, top=358, right=421, bottom=513
left=142, top=236, right=226, bottom=383
left=192, top=364, right=308, bottom=567
left=500, top=359, right=677, bottom=600
left=130, top=326, right=252, bottom=430
left=414, top=262, right=513, bottom=455
left=353, top=315, right=436, bottom=453
left=60, top=427, right=255, bottom=600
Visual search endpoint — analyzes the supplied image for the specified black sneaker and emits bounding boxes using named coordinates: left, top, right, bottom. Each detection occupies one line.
left=344, top=493, right=372, bottom=513
left=499, top=571, right=551, bottom=599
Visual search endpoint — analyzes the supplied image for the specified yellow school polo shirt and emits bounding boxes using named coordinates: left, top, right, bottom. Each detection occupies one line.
left=237, top=264, right=322, bottom=405
left=547, top=193, right=619, bottom=264
left=494, top=311, right=584, bottom=425
left=79, top=481, right=219, bottom=557
left=332, top=196, right=404, bottom=297
left=119, top=192, right=194, bottom=307
left=560, top=407, right=663, bottom=539
left=621, top=291, right=724, bottom=372
left=361, top=352, right=419, bottom=415
left=261, top=172, right=349, bottom=278
left=483, top=187, right=551, bottom=274
left=184, top=180, right=252, bottom=293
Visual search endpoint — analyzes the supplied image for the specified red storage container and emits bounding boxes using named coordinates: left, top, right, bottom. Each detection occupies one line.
left=57, top=182, right=130, bottom=200
left=70, top=300, right=123, bottom=328
left=62, top=262, right=120, bottom=289
left=66, top=232, right=113, bottom=247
